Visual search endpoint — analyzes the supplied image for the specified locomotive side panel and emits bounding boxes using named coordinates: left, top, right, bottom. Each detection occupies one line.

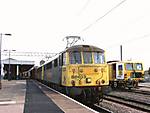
left=44, top=62, right=52, bottom=82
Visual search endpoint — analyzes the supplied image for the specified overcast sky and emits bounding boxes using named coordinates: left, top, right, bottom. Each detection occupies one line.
left=0, top=0, right=150, bottom=69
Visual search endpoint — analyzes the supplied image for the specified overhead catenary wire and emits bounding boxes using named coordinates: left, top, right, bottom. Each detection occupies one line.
left=78, top=0, right=91, bottom=15
left=80, top=0, right=127, bottom=33
left=105, top=33, right=150, bottom=49
left=2, top=51, right=58, bottom=57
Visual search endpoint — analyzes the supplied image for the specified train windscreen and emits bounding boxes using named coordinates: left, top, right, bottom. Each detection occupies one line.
left=83, top=52, right=93, bottom=64
left=93, top=52, right=105, bottom=64
left=69, top=51, right=81, bottom=64
left=125, top=63, right=133, bottom=71
left=134, top=63, right=143, bottom=71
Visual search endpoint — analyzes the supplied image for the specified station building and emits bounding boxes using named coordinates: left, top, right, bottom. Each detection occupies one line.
left=1, top=58, right=35, bottom=80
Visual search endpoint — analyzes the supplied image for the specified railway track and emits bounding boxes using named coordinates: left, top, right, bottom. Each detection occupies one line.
left=110, top=87, right=150, bottom=96
left=104, top=94, right=150, bottom=112
left=114, top=88, right=150, bottom=96
left=138, top=85, right=150, bottom=89
left=129, top=89, right=150, bottom=95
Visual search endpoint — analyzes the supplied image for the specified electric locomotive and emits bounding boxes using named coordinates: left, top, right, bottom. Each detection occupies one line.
left=33, top=45, right=109, bottom=104
left=107, top=61, right=144, bottom=89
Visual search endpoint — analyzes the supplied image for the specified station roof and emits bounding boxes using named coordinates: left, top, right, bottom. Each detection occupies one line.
left=2, top=58, right=35, bottom=65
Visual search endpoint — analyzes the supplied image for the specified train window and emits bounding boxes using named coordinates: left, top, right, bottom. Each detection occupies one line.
left=59, top=55, right=62, bottom=66
left=50, top=62, right=52, bottom=68
left=93, top=52, right=105, bottom=64
left=83, top=52, right=92, bottom=64
left=125, top=63, right=133, bottom=70
left=46, top=62, right=52, bottom=69
left=54, top=59, right=58, bottom=67
left=69, top=51, right=81, bottom=64
left=118, top=65, right=123, bottom=70
left=135, top=63, right=143, bottom=70
left=63, top=53, right=66, bottom=65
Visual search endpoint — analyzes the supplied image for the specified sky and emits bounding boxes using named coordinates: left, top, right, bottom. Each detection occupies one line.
left=0, top=0, right=150, bottom=70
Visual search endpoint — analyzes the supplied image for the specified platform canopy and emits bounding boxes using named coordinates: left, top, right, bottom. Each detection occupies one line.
left=2, top=58, right=35, bottom=65
left=1, top=58, right=35, bottom=80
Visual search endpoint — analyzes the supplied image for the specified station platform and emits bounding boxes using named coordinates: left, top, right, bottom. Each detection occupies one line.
left=0, top=80, right=26, bottom=113
left=0, top=80, right=97, bottom=113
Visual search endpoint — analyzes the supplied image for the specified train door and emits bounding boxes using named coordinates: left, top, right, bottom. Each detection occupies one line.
left=61, top=52, right=67, bottom=86
left=116, top=63, right=124, bottom=80
left=41, top=66, right=44, bottom=80
left=112, top=64, right=116, bottom=79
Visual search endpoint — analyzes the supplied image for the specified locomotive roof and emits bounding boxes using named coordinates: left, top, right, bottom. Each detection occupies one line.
left=66, top=45, right=104, bottom=52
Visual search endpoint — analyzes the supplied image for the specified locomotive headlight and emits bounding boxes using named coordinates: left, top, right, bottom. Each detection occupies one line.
left=71, top=80, right=75, bottom=86
left=86, top=78, right=91, bottom=83
left=96, top=80, right=101, bottom=85
left=94, top=68, right=98, bottom=72
left=79, top=69, right=83, bottom=73
left=101, top=79, right=105, bottom=84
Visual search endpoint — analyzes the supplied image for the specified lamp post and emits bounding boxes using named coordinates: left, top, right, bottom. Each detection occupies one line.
left=0, top=33, right=12, bottom=89
left=4, top=49, right=16, bottom=81
left=120, top=45, right=123, bottom=61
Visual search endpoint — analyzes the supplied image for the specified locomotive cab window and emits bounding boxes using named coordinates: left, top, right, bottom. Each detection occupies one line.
left=125, top=63, right=133, bottom=71
left=69, top=51, right=81, bottom=64
left=135, top=63, right=143, bottom=71
left=94, top=52, right=105, bottom=64
left=83, top=52, right=92, bottom=64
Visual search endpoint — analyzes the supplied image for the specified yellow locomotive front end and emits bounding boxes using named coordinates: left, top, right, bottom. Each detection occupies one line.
left=61, top=45, right=109, bottom=87
left=125, top=62, right=144, bottom=87
left=61, top=45, right=109, bottom=103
